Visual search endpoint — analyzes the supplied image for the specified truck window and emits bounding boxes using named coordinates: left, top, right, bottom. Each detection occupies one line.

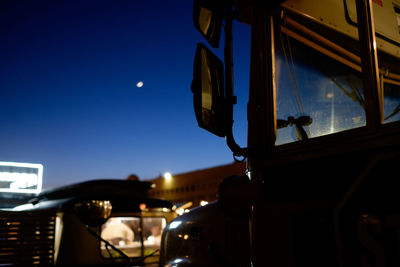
left=374, top=3, right=400, bottom=123
left=383, top=82, right=400, bottom=123
left=275, top=2, right=367, bottom=145
left=100, top=217, right=141, bottom=258
left=338, top=0, right=400, bottom=124
left=100, top=216, right=167, bottom=259
left=274, top=1, right=400, bottom=145
left=143, top=217, right=166, bottom=252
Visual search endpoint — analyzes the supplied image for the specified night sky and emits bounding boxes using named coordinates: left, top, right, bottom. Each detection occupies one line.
left=0, top=0, right=251, bottom=188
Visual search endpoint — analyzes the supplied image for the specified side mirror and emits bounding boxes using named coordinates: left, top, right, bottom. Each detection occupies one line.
left=191, top=43, right=226, bottom=137
left=193, top=0, right=223, bottom=48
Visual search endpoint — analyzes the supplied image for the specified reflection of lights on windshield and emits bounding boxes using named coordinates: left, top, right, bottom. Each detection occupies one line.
left=326, top=93, right=334, bottom=98
left=176, top=208, right=184, bottom=216
left=169, top=221, right=182, bottom=229
left=199, top=8, right=212, bottom=34
left=173, top=258, right=184, bottom=264
left=352, top=116, right=362, bottom=124
left=13, top=203, right=34, bottom=211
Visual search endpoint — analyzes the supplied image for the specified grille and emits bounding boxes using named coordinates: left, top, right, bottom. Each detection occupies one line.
left=0, top=210, right=56, bottom=266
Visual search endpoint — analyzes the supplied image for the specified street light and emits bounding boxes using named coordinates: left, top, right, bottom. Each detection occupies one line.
left=163, top=172, right=172, bottom=181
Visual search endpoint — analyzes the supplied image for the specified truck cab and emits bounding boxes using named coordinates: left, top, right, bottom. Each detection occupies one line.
left=0, top=179, right=176, bottom=266
left=162, top=0, right=400, bottom=266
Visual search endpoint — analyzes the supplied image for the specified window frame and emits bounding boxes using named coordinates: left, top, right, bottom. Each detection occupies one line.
left=265, top=0, right=385, bottom=158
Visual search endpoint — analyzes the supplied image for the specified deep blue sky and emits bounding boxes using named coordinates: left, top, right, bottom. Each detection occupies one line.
left=0, top=0, right=251, bottom=188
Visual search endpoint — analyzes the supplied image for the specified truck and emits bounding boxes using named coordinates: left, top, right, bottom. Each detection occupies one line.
left=160, top=0, right=400, bottom=266
left=0, top=179, right=176, bottom=266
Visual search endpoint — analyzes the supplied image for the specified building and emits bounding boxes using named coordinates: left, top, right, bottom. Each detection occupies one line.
left=146, top=162, right=246, bottom=208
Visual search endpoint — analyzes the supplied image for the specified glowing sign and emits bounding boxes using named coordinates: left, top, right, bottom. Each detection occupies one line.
left=0, top=162, right=43, bottom=194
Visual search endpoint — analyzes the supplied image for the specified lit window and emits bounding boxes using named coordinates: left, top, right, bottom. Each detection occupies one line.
left=100, top=216, right=166, bottom=261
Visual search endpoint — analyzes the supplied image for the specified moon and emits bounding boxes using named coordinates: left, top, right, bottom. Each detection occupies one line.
left=136, top=81, right=143, bottom=88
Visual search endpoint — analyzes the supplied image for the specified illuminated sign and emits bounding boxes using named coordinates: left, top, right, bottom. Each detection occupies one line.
left=0, top=162, right=43, bottom=194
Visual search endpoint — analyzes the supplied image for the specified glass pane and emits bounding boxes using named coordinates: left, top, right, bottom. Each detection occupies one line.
left=143, top=217, right=166, bottom=255
left=384, top=83, right=400, bottom=122
left=276, top=1, right=366, bottom=145
left=100, top=217, right=141, bottom=258
left=201, top=49, right=213, bottom=111
left=372, top=2, right=400, bottom=123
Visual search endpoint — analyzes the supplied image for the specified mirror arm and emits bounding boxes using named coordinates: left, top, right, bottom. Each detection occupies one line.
left=224, top=1, right=248, bottom=158
left=226, top=131, right=248, bottom=158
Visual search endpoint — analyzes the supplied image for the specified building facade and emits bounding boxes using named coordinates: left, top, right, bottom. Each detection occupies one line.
left=147, top=162, right=246, bottom=208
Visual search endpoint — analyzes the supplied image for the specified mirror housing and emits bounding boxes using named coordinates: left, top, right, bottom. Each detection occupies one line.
left=191, top=43, right=226, bottom=137
left=193, top=0, right=223, bottom=48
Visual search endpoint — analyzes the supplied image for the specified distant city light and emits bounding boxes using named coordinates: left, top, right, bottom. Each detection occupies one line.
left=136, top=81, right=143, bottom=88
left=200, top=200, right=208, bottom=206
left=163, top=172, right=172, bottom=181
left=176, top=208, right=185, bottom=216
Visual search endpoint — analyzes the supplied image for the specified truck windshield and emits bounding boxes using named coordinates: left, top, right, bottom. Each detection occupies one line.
left=274, top=1, right=400, bottom=145
left=274, top=5, right=365, bottom=145
left=100, top=216, right=166, bottom=259
left=275, top=32, right=365, bottom=145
